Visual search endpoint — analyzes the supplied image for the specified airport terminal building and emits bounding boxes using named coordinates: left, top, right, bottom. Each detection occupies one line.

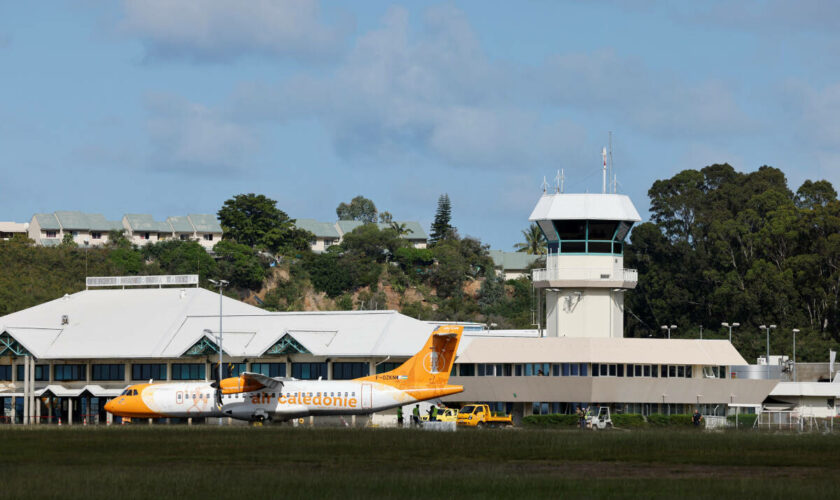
left=0, top=187, right=778, bottom=425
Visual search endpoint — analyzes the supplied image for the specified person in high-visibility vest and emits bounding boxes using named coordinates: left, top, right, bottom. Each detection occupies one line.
left=412, top=405, right=420, bottom=427
left=397, top=406, right=404, bottom=427
left=430, top=405, right=438, bottom=422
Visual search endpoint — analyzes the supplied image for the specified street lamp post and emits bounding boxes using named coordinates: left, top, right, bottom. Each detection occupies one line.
left=759, top=324, right=777, bottom=379
left=792, top=328, right=800, bottom=382
left=660, top=324, right=677, bottom=339
left=208, top=279, right=229, bottom=425
left=721, top=322, right=740, bottom=343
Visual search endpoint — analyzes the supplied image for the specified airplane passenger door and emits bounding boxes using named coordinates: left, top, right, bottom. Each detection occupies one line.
left=361, top=384, right=372, bottom=410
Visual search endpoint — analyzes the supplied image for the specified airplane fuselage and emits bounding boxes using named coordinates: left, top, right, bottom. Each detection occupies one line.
left=108, top=379, right=459, bottom=421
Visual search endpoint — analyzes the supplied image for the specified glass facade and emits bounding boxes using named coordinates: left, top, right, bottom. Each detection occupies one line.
left=17, top=364, right=49, bottom=381
left=92, top=364, right=125, bottom=381
left=457, top=363, right=707, bottom=379
left=171, top=363, right=205, bottom=380
left=0, top=365, right=11, bottom=381
left=375, top=362, right=402, bottom=374
left=211, top=363, right=246, bottom=378
left=54, top=365, right=85, bottom=381
left=541, top=219, right=633, bottom=255
left=332, top=362, right=369, bottom=380
left=291, top=362, right=327, bottom=380
left=132, top=364, right=167, bottom=381
left=251, top=363, right=286, bottom=377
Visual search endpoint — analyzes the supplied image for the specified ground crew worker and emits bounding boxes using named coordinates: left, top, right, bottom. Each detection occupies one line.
left=430, top=404, right=438, bottom=422
left=412, top=405, right=420, bottom=427
left=397, top=406, right=403, bottom=427
left=584, top=405, right=593, bottom=428
left=692, top=409, right=704, bottom=427
left=576, top=407, right=585, bottom=429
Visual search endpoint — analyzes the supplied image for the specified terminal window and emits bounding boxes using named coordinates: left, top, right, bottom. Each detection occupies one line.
left=252, top=363, right=286, bottom=378
left=54, top=364, right=85, bottom=381
left=132, top=364, right=167, bottom=381
left=376, top=362, right=401, bottom=374
left=92, top=364, right=125, bottom=381
left=0, top=365, right=11, bottom=381
left=171, top=363, right=205, bottom=380
left=332, top=362, right=369, bottom=380
left=16, top=364, right=48, bottom=381
left=291, top=362, right=327, bottom=380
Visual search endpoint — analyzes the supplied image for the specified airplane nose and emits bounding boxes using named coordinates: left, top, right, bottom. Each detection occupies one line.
left=104, top=399, right=114, bottom=413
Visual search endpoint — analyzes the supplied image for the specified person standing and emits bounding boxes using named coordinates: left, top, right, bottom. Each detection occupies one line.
left=692, top=409, right=704, bottom=427
left=412, top=404, right=420, bottom=427
left=430, top=404, right=438, bottom=422
left=576, top=407, right=585, bottom=430
left=397, top=406, right=404, bottom=427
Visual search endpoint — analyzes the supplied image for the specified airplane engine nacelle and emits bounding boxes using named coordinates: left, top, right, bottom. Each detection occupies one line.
left=219, top=376, right=265, bottom=394
left=221, top=404, right=271, bottom=422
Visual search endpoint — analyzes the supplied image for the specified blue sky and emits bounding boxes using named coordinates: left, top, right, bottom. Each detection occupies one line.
left=2, top=1, right=839, bottom=250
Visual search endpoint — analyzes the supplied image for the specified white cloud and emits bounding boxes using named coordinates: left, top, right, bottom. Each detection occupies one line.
left=120, top=0, right=347, bottom=62
left=145, top=93, right=257, bottom=173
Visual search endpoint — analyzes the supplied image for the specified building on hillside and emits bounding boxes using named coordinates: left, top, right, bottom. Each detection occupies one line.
left=122, top=214, right=175, bottom=245
left=28, top=212, right=123, bottom=247
left=295, top=219, right=341, bottom=252
left=488, top=250, right=542, bottom=280
left=0, top=222, right=28, bottom=240
left=26, top=211, right=222, bottom=250
left=294, top=219, right=428, bottom=252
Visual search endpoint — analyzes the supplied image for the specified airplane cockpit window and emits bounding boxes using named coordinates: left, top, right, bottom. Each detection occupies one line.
left=132, top=390, right=139, bottom=396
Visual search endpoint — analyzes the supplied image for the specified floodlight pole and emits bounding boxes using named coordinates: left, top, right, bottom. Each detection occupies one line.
left=660, top=324, right=677, bottom=339
left=760, top=325, right=776, bottom=379
left=792, top=328, right=800, bottom=382
left=209, top=278, right=229, bottom=426
left=722, top=322, right=739, bottom=344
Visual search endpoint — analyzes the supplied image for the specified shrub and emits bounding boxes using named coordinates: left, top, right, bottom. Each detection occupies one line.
left=646, top=413, right=670, bottom=427
left=726, top=414, right=757, bottom=429
left=612, top=414, right=646, bottom=428
left=521, top=414, right=579, bottom=428
left=669, top=414, right=694, bottom=426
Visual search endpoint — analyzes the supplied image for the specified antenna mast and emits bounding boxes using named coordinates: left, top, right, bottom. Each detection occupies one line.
left=609, top=132, right=615, bottom=193
left=601, top=147, right=607, bottom=194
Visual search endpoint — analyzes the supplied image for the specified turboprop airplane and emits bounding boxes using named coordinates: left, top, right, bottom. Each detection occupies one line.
left=104, top=325, right=463, bottom=422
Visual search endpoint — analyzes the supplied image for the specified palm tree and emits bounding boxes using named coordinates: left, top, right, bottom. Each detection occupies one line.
left=514, top=223, right=547, bottom=255
left=389, top=221, right=410, bottom=236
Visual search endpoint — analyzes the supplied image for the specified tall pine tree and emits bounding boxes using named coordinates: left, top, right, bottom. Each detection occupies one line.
left=430, top=194, right=454, bottom=244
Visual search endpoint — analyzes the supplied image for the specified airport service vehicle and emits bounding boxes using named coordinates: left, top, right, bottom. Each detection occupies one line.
left=105, top=326, right=463, bottom=423
left=421, top=408, right=458, bottom=422
left=587, top=407, right=613, bottom=430
left=456, top=404, right=513, bottom=428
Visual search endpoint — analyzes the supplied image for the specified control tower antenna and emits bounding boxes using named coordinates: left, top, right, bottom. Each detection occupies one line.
left=609, top=131, right=615, bottom=193
left=601, top=147, right=608, bottom=194
left=541, top=176, right=549, bottom=193
left=555, top=169, right=565, bottom=194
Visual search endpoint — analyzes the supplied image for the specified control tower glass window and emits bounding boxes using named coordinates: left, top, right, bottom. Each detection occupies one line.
left=541, top=219, right=632, bottom=255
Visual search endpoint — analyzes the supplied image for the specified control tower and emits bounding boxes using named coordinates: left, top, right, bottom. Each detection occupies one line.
left=530, top=187, right=641, bottom=338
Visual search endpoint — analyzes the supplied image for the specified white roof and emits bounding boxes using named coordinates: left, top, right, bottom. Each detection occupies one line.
left=455, top=337, right=747, bottom=365
left=769, top=382, right=840, bottom=398
left=0, top=222, right=28, bottom=232
left=529, top=193, right=641, bottom=222
left=0, top=288, right=444, bottom=360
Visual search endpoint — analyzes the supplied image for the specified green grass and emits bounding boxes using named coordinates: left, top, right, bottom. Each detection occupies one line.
left=0, top=426, right=837, bottom=499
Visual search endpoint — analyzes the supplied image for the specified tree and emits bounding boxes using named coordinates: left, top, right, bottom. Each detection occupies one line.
left=336, top=196, right=377, bottom=223
left=430, top=194, right=454, bottom=244
left=212, top=240, right=267, bottom=289
left=514, top=223, right=547, bottom=255
left=378, top=211, right=394, bottom=224
left=389, top=221, right=409, bottom=236
left=218, top=193, right=310, bottom=254
left=795, top=180, right=837, bottom=209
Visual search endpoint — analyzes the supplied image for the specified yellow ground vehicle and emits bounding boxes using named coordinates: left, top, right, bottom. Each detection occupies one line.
left=456, top=404, right=513, bottom=428
left=421, top=408, right=458, bottom=422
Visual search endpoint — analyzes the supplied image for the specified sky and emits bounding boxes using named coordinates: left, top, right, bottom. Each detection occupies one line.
left=2, top=0, right=839, bottom=250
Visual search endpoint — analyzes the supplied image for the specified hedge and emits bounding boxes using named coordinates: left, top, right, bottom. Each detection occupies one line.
left=726, top=414, right=757, bottom=429
left=522, top=413, right=699, bottom=428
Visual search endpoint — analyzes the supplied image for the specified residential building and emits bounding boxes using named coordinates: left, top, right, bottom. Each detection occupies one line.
left=488, top=250, right=542, bottom=280
left=295, top=219, right=341, bottom=252
left=0, top=222, right=28, bottom=240
left=28, top=212, right=122, bottom=246
left=294, top=219, right=428, bottom=253
left=122, top=214, right=174, bottom=245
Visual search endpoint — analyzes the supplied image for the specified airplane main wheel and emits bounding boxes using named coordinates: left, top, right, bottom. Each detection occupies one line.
left=476, top=422, right=485, bottom=429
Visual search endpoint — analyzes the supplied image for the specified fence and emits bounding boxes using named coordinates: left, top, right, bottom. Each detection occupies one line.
left=756, top=411, right=837, bottom=432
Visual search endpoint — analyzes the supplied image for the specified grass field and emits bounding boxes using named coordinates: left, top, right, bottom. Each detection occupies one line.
left=0, top=426, right=837, bottom=499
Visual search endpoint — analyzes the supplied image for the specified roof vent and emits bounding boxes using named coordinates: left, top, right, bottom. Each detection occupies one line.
left=62, top=293, right=70, bottom=301
left=180, top=289, right=186, bottom=299
left=61, top=314, right=69, bottom=325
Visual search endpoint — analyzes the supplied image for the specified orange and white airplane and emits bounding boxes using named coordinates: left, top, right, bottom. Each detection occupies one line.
left=105, top=325, right=462, bottom=422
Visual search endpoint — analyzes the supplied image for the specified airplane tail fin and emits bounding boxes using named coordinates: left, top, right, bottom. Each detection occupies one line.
left=360, top=325, right=463, bottom=388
